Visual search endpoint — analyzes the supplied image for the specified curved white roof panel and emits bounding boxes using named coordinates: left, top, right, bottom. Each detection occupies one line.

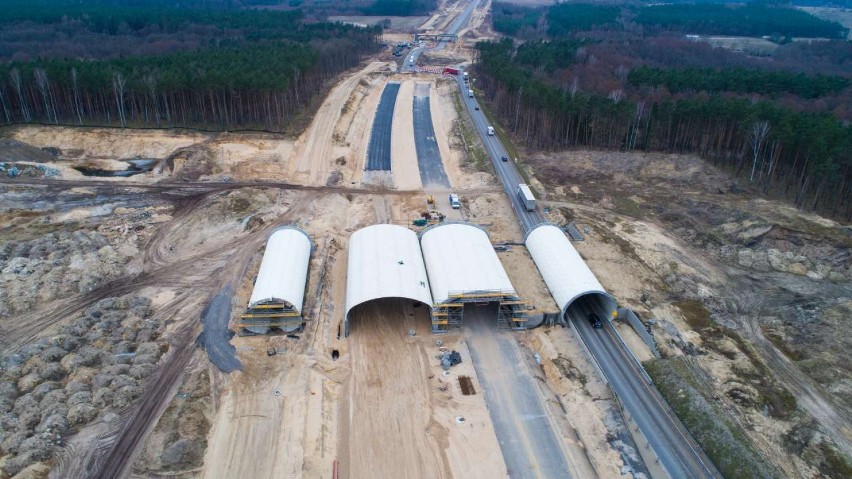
left=420, top=223, right=515, bottom=304
left=249, top=226, right=313, bottom=313
left=525, top=224, right=611, bottom=316
left=345, top=224, right=433, bottom=319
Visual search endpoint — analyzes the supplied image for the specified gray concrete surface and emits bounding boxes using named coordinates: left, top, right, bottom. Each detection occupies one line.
left=413, top=89, right=450, bottom=188
left=198, top=285, right=241, bottom=373
left=464, top=303, right=573, bottom=479
left=365, top=82, right=401, bottom=171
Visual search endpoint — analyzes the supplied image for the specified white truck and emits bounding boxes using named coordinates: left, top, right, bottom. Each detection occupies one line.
left=517, top=184, right=536, bottom=211
left=467, top=89, right=474, bottom=98
left=487, top=126, right=494, bottom=136
left=449, top=193, right=460, bottom=209
left=463, top=71, right=469, bottom=80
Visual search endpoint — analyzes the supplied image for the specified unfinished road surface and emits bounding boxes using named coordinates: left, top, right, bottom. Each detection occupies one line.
left=464, top=304, right=573, bottom=479
left=413, top=83, right=450, bottom=188
left=342, top=299, right=449, bottom=478
left=365, top=82, right=401, bottom=171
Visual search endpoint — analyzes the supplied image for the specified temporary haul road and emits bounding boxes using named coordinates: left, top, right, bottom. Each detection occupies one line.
left=449, top=44, right=722, bottom=479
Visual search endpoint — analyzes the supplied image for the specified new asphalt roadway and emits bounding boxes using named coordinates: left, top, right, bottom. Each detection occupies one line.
left=412, top=87, right=450, bottom=187
left=365, top=82, right=401, bottom=171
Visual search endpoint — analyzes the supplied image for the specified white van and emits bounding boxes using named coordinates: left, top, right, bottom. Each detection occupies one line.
left=487, top=126, right=494, bottom=136
left=449, top=193, right=460, bottom=209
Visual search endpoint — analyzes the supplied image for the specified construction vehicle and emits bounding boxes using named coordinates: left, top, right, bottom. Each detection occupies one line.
left=517, top=184, right=536, bottom=211
left=449, top=193, right=460, bottom=209
left=426, top=195, right=435, bottom=206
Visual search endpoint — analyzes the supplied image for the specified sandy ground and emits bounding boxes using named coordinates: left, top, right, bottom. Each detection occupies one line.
left=288, top=61, right=390, bottom=187
left=7, top=126, right=298, bottom=182
left=497, top=246, right=559, bottom=315
left=0, top=3, right=675, bottom=478
left=391, top=79, right=423, bottom=190
left=433, top=78, right=495, bottom=190
left=340, top=300, right=506, bottom=479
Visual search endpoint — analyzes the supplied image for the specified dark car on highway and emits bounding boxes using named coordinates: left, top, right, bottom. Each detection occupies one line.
left=587, top=313, right=603, bottom=329
left=501, top=156, right=508, bottom=162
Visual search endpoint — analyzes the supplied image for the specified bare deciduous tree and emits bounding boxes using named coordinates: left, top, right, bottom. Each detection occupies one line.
left=609, top=89, right=624, bottom=103
left=34, top=68, right=58, bottom=124
left=569, top=77, right=579, bottom=98
left=71, top=68, right=83, bottom=124
left=749, top=120, right=771, bottom=184
left=10, top=68, right=30, bottom=123
left=112, top=72, right=127, bottom=127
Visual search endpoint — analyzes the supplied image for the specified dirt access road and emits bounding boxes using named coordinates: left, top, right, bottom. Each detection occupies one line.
left=339, top=299, right=507, bottom=479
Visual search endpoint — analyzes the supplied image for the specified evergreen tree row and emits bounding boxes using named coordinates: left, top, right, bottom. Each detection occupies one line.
left=475, top=39, right=852, bottom=218
left=0, top=34, right=380, bottom=132
left=628, top=66, right=850, bottom=99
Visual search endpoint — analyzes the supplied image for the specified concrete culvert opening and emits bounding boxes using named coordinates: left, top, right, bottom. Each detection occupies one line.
left=420, top=223, right=528, bottom=333
left=525, top=223, right=618, bottom=328
left=565, top=293, right=618, bottom=329
left=347, top=298, right=430, bottom=337
left=344, top=224, right=434, bottom=337
left=343, top=297, right=443, bottom=477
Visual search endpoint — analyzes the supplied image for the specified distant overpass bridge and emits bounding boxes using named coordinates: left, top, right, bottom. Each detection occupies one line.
left=414, top=33, right=458, bottom=42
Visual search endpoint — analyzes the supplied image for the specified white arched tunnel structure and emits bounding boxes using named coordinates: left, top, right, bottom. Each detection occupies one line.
left=525, top=224, right=617, bottom=322
left=420, top=222, right=527, bottom=332
left=345, top=224, right=433, bottom=336
left=242, top=226, right=313, bottom=334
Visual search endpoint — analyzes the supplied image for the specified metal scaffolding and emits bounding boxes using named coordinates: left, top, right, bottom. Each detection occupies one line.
left=239, top=300, right=302, bottom=334
left=430, top=289, right=528, bottom=333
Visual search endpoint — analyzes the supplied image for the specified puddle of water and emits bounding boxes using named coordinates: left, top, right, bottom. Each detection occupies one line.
left=74, top=158, right=158, bottom=177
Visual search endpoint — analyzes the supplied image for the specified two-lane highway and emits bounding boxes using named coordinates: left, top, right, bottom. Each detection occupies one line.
left=453, top=64, right=721, bottom=478
left=572, top=298, right=721, bottom=478
left=454, top=74, right=540, bottom=232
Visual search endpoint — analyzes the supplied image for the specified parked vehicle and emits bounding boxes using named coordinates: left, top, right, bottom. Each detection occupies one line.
left=517, top=184, right=536, bottom=211
left=443, top=67, right=459, bottom=75
left=449, top=193, right=460, bottom=209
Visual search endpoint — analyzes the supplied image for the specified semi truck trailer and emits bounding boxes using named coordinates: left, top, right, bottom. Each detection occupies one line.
left=517, top=184, right=536, bottom=211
